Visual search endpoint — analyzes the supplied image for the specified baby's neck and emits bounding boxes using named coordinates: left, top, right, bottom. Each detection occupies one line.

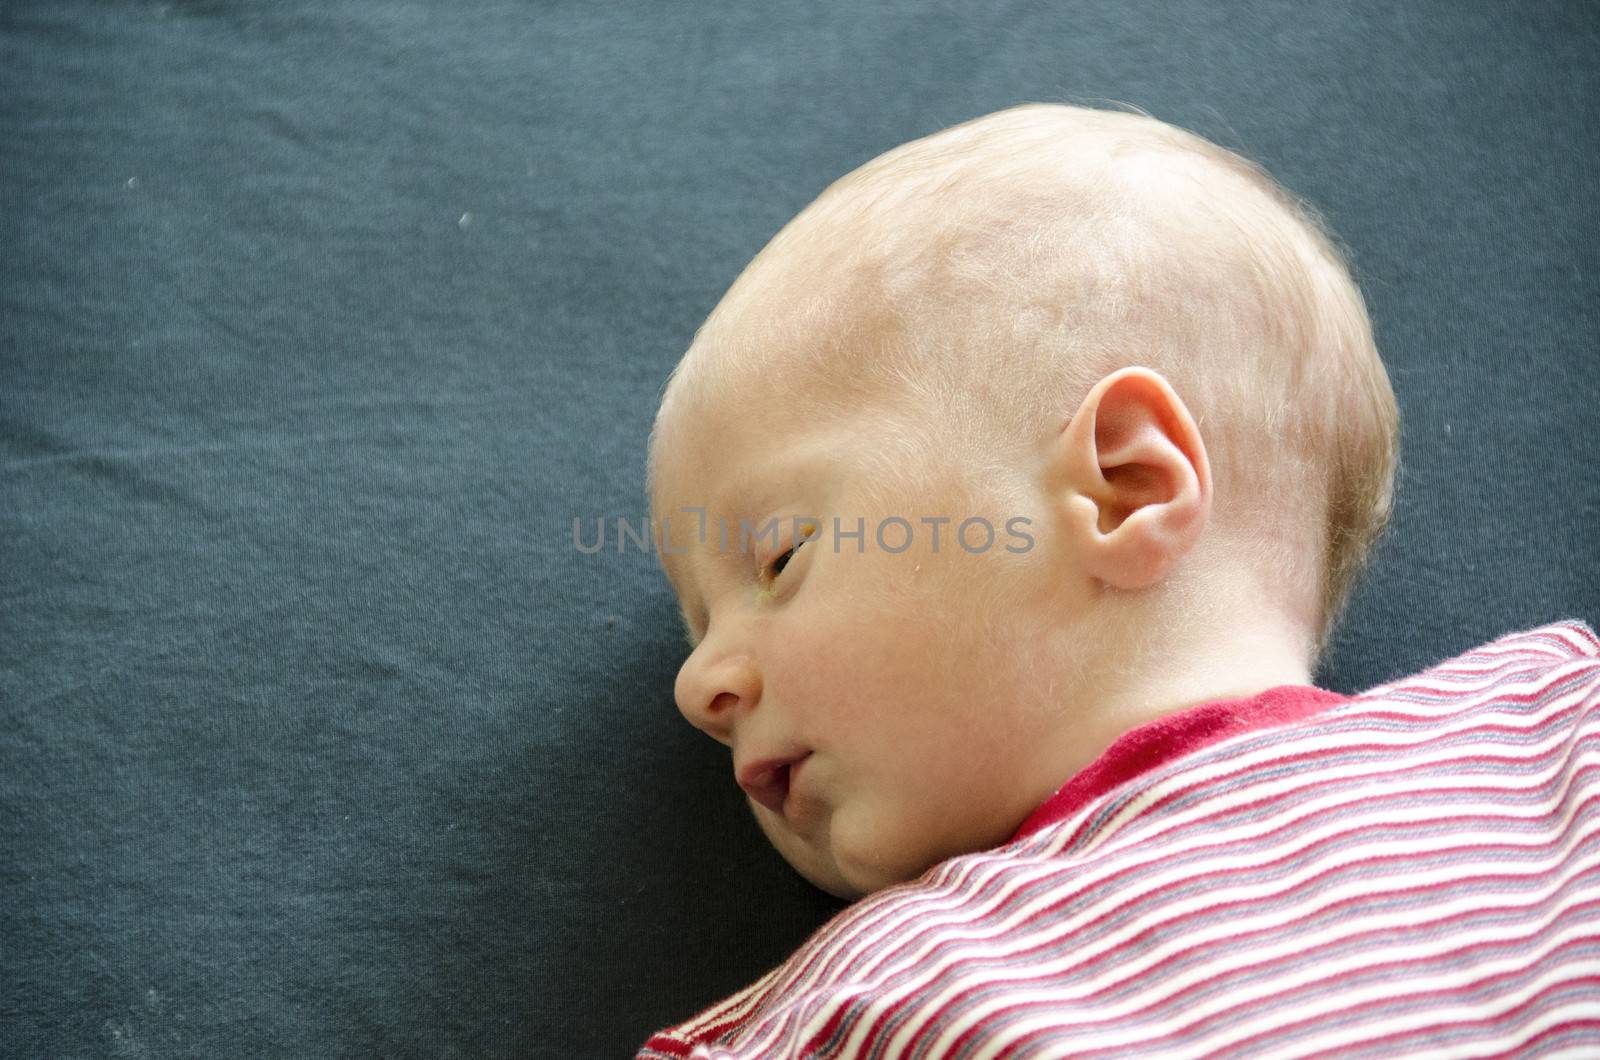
left=1050, top=587, right=1319, bottom=776
left=1124, top=558, right=1321, bottom=719
left=1129, top=623, right=1315, bottom=722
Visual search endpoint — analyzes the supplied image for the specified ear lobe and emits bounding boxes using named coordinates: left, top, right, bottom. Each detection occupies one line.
left=1057, top=367, right=1212, bottom=591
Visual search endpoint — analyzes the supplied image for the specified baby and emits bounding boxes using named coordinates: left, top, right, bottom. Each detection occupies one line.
left=640, top=104, right=1600, bottom=1057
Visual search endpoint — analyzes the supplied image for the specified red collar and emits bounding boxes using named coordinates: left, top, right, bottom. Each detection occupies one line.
left=1011, top=684, right=1352, bottom=842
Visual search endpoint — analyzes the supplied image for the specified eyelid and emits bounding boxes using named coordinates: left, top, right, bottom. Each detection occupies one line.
left=759, top=521, right=818, bottom=570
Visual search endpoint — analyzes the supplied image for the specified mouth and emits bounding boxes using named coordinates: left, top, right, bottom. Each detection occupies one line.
left=736, top=752, right=811, bottom=817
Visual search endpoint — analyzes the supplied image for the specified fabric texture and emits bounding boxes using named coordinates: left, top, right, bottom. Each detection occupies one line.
left=641, top=620, right=1600, bottom=1058
left=1012, top=684, right=1352, bottom=841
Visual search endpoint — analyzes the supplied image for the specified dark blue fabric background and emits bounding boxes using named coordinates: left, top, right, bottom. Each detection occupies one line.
left=2, top=2, right=1596, bottom=1056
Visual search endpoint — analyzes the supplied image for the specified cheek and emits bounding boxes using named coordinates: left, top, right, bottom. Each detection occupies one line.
left=767, top=543, right=1036, bottom=768
left=768, top=588, right=938, bottom=738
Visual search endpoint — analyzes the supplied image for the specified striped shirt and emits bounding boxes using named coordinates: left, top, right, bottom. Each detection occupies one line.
left=639, top=619, right=1600, bottom=1058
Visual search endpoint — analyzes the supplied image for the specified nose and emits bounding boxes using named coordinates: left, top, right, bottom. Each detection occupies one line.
left=674, top=644, right=762, bottom=745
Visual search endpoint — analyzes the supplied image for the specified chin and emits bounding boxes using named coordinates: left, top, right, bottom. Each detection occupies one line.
left=786, top=848, right=864, bottom=900
left=805, top=866, right=866, bottom=901
left=800, top=844, right=928, bottom=901
left=764, top=807, right=932, bottom=901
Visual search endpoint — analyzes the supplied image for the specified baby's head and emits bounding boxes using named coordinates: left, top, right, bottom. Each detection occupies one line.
left=648, top=103, right=1399, bottom=899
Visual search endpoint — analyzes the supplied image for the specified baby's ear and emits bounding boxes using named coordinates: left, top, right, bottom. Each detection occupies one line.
left=1051, top=367, right=1212, bottom=590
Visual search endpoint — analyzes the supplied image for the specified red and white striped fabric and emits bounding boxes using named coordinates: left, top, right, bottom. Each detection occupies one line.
left=639, top=620, right=1600, bottom=1058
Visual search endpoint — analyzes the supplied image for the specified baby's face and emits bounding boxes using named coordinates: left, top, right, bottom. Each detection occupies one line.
left=652, top=380, right=1101, bottom=899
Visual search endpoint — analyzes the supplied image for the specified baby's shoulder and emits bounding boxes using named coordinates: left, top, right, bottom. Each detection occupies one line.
left=1348, top=618, right=1599, bottom=706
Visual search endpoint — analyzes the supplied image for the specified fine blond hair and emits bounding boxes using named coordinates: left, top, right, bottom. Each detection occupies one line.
left=656, top=103, right=1400, bottom=670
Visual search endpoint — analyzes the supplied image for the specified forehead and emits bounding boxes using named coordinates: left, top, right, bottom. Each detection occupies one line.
left=646, top=214, right=947, bottom=587
left=648, top=302, right=892, bottom=510
left=649, top=370, right=855, bottom=529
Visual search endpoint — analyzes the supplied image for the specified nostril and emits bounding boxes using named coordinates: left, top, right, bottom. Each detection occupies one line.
left=708, top=691, right=739, bottom=715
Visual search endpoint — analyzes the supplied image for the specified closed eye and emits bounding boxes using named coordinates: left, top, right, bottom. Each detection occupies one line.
left=768, top=541, right=802, bottom=579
